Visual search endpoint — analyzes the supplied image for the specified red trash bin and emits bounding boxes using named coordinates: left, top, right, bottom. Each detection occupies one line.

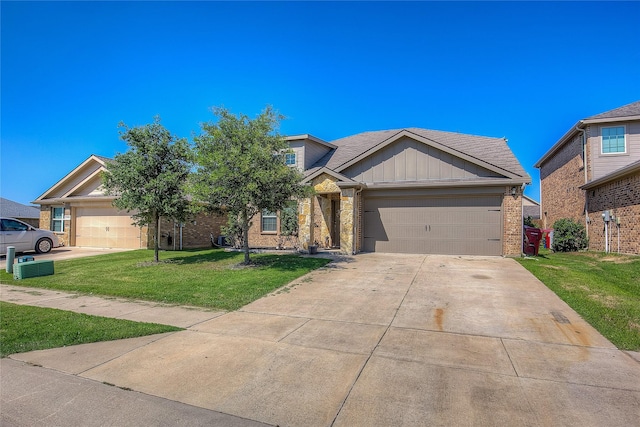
left=523, top=226, right=542, bottom=256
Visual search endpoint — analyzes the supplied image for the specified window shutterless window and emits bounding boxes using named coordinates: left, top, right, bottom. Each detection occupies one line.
left=261, top=210, right=277, bottom=232
left=52, top=207, right=64, bottom=232
left=601, top=126, right=626, bottom=154
left=285, top=153, right=296, bottom=166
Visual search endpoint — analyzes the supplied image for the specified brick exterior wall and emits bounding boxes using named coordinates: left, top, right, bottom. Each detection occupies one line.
left=586, top=171, right=640, bottom=254
left=152, top=211, right=227, bottom=250
left=39, top=206, right=71, bottom=247
left=539, top=134, right=586, bottom=229
left=246, top=212, right=280, bottom=249
left=246, top=210, right=300, bottom=250
left=502, top=188, right=523, bottom=256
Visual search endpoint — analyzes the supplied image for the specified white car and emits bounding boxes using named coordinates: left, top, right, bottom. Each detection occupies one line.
left=0, top=217, right=61, bottom=255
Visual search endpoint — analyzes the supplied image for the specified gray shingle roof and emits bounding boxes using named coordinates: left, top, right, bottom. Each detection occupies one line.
left=586, top=100, right=640, bottom=120
left=0, top=198, right=40, bottom=219
left=311, top=128, right=529, bottom=179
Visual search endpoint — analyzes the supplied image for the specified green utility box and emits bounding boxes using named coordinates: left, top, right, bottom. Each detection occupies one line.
left=13, top=260, right=54, bottom=280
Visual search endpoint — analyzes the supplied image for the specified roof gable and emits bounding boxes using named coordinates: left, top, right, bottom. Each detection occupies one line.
left=311, top=128, right=529, bottom=183
left=34, top=155, right=110, bottom=202
left=342, top=134, right=507, bottom=184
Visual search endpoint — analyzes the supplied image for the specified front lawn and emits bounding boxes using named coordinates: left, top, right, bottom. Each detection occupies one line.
left=517, top=250, right=640, bottom=350
left=0, top=302, right=181, bottom=357
left=0, top=249, right=331, bottom=311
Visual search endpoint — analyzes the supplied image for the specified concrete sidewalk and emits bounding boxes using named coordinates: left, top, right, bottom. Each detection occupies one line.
left=1, top=284, right=224, bottom=328
left=2, top=254, right=640, bottom=426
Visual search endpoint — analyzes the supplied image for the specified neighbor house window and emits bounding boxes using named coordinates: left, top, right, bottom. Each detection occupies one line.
left=601, top=126, right=626, bottom=154
left=51, top=207, right=64, bottom=232
left=285, top=152, right=296, bottom=166
left=261, top=210, right=277, bottom=232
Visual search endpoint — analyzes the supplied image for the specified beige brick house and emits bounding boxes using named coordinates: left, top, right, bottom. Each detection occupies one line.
left=249, top=128, right=530, bottom=256
left=33, top=155, right=226, bottom=250
left=535, top=101, right=640, bottom=254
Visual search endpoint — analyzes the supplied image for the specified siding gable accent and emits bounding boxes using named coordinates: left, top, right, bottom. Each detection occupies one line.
left=342, top=134, right=506, bottom=183
left=334, top=130, right=521, bottom=181
left=34, top=155, right=109, bottom=202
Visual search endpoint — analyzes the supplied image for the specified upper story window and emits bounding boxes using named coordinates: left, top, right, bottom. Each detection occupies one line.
left=52, top=207, right=64, bottom=232
left=285, top=152, right=296, bottom=166
left=601, top=126, right=626, bottom=154
left=261, top=210, right=277, bottom=233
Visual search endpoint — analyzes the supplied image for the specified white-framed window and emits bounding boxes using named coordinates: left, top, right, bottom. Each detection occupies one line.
left=261, top=210, right=277, bottom=233
left=285, top=152, right=296, bottom=166
left=601, top=126, right=626, bottom=154
left=51, top=207, right=64, bottom=232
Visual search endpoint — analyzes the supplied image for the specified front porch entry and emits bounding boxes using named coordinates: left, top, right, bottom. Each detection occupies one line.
left=298, top=172, right=360, bottom=255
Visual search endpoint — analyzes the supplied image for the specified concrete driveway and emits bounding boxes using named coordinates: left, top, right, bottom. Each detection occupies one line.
left=4, top=253, right=640, bottom=426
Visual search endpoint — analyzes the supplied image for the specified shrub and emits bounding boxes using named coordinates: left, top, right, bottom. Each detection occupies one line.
left=524, top=216, right=535, bottom=227
left=552, top=218, right=588, bottom=252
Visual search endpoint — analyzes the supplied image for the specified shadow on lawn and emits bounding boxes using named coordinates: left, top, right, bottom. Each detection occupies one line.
left=159, top=249, right=332, bottom=271
left=163, top=249, right=240, bottom=265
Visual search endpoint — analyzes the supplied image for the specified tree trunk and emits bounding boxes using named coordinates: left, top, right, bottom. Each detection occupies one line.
left=154, top=213, right=160, bottom=263
left=241, top=209, right=250, bottom=264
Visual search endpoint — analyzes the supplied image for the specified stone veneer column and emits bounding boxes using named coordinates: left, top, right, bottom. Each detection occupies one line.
left=339, top=188, right=355, bottom=255
left=298, top=197, right=313, bottom=250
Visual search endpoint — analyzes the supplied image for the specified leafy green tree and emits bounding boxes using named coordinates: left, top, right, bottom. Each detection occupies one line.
left=102, top=117, right=191, bottom=262
left=552, top=218, right=588, bottom=252
left=191, top=106, right=311, bottom=264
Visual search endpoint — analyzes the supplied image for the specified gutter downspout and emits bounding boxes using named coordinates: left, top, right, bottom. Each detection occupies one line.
left=353, top=186, right=364, bottom=255
left=575, top=124, right=588, bottom=241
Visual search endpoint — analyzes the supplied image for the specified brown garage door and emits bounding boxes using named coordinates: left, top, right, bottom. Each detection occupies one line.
left=363, top=194, right=502, bottom=255
left=75, top=207, right=142, bottom=249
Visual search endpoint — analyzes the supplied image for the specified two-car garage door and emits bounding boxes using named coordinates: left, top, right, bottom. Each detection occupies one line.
left=75, top=207, right=142, bottom=249
left=363, top=194, right=503, bottom=256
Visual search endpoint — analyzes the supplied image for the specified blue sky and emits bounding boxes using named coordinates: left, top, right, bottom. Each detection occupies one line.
left=2, top=1, right=639, bottom=206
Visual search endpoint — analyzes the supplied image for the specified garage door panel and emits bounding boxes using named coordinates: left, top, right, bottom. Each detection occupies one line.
left=363, top=194, right=502, bottom=255
left=75, top=208, right=141, bottom=249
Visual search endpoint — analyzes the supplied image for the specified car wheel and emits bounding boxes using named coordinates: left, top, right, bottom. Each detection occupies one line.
left=35, top=238, right=53, bottom=254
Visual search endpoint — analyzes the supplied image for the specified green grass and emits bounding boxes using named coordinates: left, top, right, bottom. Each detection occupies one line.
left=0, top=302, right=181, bottom=357
left=0, top=249, right=331, bottom=311
left=516, top=250, right=640, bottom=350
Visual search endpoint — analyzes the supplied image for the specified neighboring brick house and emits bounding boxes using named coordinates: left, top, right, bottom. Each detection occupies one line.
left=249, top=128, right=530, bottom=256
left=33, top=155, right=226, bottom=250
left=0, top=198, right=41, bottom=227
left=535, top=101, right=640, bottom=254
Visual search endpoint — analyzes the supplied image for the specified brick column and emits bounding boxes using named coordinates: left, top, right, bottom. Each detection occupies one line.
left=503, top=187, right=523, bottom=256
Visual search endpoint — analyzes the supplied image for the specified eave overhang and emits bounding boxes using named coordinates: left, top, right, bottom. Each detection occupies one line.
left=302, top=167, right=356, bottom=185
left=580, top=160, right=640, bottom=190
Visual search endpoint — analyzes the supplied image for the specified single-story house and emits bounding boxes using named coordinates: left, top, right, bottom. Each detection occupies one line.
left=0, top=197, right=41, bottom=227
left=249, top=128, right=530, bottom=256
left=35, top=127, right=530, bottom=257
left=32, top=155, right=226, bottom=250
